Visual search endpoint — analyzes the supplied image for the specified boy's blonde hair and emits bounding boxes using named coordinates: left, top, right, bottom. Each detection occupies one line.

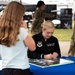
left=41, top=20, right=55, bottom=30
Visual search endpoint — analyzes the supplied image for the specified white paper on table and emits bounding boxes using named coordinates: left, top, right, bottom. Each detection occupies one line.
left=30, top=58, right=74, bottom=68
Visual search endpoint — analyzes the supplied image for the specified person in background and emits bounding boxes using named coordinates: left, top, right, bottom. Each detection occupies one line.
left=28, top=20, right=61, bottom=59
left=0, top=1, right=36, bottom=75
left=31, top=0, right=54, bottom=35
left=68, top=21, right=75, bottom=56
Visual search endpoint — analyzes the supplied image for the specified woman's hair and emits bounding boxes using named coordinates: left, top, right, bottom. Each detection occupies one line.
left=36, top=1, right=45, bottom=7
left=0, top=1, right=25, bottom=47
left=41, top=20, right=55, bottom=30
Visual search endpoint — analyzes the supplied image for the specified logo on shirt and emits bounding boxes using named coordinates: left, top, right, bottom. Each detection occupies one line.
left=46, top=43, right=55, bottom=47
left=37, top=41, right=43, bottom=47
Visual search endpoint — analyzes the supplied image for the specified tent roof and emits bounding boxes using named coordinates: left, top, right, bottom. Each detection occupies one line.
left=0, top=1, right=9, bottom=5
left=0, top=1, right=28, bottom=5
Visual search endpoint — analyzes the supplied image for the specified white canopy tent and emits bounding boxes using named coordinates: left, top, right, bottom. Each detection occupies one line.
left=0, top=0, right=27, bottom=5
left=0, top=0, right=74, bottom=13
left=0, top=0, right=75, bottom=15
left=0, top=0, right=74, bottom=5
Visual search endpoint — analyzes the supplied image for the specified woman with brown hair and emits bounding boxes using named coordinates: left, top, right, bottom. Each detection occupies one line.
left=0, top=1, right=35, bottom=75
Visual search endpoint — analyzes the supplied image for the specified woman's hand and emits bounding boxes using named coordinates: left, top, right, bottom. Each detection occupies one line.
left=21, top=21, right=27, bottom=29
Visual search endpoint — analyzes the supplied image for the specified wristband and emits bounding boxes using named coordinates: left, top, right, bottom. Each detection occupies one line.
left=40, top=54, right=43, bottom=59
left=28, top=33, right=32, bottom=36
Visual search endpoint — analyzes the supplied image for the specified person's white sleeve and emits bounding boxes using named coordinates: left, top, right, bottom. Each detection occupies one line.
left=0, top=45, right=2, bottom=55
left=18, top=28, right=28, bottom=40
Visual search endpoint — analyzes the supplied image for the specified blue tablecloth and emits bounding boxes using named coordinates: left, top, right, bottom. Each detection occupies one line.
left=30, top=56, right=75, bottom=75
left=0, top=57, right=75, bottom=75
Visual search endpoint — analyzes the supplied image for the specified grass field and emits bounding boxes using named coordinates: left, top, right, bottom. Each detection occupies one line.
left=53, top=28, right=74, bottom=41
left=53, top=20, right=74, bottom=41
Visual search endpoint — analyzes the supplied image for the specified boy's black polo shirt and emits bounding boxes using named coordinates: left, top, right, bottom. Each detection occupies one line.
left=28, top=32, right=61, bottom=59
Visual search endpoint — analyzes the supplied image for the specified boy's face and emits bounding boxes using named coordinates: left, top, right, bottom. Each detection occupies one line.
left=42, top=28, right=54, bottom=39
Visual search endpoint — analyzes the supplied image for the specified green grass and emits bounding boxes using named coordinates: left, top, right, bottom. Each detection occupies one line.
left=53, top=28, right=74, bottom=41
left=53, top=20, right=75, bottom=41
